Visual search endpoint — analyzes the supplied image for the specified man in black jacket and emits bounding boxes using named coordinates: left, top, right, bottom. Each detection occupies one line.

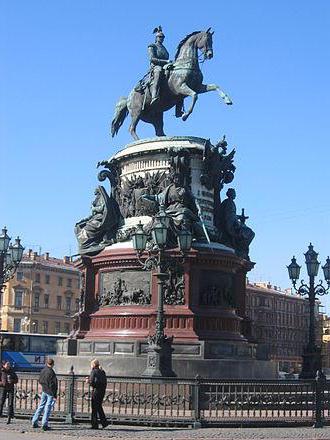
left=0, top=361, right=18, bottom=424
left=31, top=358, right=58, bottom=431
left=87, top=359, right=108, bottom=429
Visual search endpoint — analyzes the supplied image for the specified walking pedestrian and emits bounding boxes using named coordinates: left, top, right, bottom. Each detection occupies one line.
left=86, top=359, right=108, bottom=429
left=0, top=361, right=18, bottom=424
left=31, top=357, right=58, bottom=431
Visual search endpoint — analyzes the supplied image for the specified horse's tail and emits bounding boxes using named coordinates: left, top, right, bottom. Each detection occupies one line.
left=111, top=96, right=129, bottom=137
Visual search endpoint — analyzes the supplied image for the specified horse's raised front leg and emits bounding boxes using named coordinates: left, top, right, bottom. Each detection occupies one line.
left=177, top=83, right=198, bottom=121
left=198, top=84, right=233, bottom=105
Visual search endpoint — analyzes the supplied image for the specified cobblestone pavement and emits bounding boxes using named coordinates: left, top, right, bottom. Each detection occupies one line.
left=2, top=420, right=330, bottom=440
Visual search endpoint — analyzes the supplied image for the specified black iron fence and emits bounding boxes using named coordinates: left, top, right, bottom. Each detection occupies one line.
left=10, top=369, right=330, bottom=427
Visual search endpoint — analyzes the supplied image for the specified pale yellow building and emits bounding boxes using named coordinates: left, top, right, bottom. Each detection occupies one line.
left=321, top=315, right=330, bottom=370
left=0, top=250, right=80, bottom=334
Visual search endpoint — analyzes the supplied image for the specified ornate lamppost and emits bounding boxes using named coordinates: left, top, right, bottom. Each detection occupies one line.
left=0, top=226, right=24, bottom=362
left=287, top=243, right=330, bottom=379
left=0, top=226, right=24, bottom=291
left=131, top=206, right=192, bottom=377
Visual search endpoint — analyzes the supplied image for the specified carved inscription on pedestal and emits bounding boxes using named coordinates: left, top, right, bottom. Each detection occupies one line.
left=199, top=271, right=235, bottom=307
left=99, top=270, right=151, bottom=306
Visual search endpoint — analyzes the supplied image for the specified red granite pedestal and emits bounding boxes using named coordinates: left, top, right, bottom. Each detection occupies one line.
left=78, top=244, right=250, bottom=341
left=55, top=243, right=280, bottom=378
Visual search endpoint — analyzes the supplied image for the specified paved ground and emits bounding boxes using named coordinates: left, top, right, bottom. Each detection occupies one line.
left=2, top=420, right=330, bottom=440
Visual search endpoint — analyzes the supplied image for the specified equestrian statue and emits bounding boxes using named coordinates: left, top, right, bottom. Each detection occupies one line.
left=111, top=26, right=232, bottom=140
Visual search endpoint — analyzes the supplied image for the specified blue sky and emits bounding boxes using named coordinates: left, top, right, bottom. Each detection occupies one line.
left=1, top=1, right=330, bottom=309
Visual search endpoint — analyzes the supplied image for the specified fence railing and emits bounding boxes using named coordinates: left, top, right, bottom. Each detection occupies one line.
left=11, top=369, right=330, bottom=427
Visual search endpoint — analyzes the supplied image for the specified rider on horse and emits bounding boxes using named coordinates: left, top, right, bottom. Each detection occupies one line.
left=148, top=26, right=170, bottom=106
left=148, top=26, right=184, bottom=116
left=112, top=27, right=232, bottom=140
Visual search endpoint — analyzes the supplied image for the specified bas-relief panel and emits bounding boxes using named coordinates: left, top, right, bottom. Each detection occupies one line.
left=99, top=270, right=151, bottom=306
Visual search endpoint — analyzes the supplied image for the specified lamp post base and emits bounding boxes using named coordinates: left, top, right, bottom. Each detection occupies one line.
left=299, top=345, right=322, bottom=380
left=142, top=336, right=176, bottom=378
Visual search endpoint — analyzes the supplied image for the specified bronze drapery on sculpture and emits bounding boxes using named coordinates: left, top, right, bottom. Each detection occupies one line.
left=74, top=186, right=123, bottom=255
left=111, top=27, right=232, bottom=140
left=142, top=172, right=205, bottom=246
left=217, top=188, right=255, bottom=260
left=75, top=136, right=255, bottom=258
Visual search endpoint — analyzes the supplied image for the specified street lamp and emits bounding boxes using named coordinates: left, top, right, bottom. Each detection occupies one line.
left=131, top=205, right=192, bottom=377
left=0, top=226, right=24, bottom=364
left=287, top=243, right=330, bottom=379
left=0, top=227, right=24, bottom=290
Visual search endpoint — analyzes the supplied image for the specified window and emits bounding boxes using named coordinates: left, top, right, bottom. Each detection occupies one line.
left=14, top=289, right=23, bottom=309
left=32, top=320, right=39, bottom=333
left=64, top=323, right=70, bottom=334
left=57, top=296, right=62, bottom=310
left=44, top=294, right=49, bottom=309
left=65, top=296, right=71, bottom=314
left=14, top=318, right=21, bottom=332
left=35, top=273, right=40, bottom=283
left=55, top=322, right=61, bottom=334
left=16, top=335, right=29, bottom=352
left=67, top=278, right=72, bottom=288
left=58, top=277, right=63, bottom=286
left=43, top=321, right=48, bottom=334
left=33, top=293, right=40, bottom=311
left=16, top=271, right=23, bottom=281
left=2, top=335, right=15, bottom=351
left=30, top=336, right=57, bottom=353
left=75, top=298, right=80, bottom=312
left=45, top=274, right=50, bottom=284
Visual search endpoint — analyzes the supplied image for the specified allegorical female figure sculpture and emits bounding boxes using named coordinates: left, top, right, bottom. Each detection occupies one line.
left=217, top=188, right=255, bottom=259
left=75, top=186, right=123, bottom=255
left=143, top=173, right=205, bottom=244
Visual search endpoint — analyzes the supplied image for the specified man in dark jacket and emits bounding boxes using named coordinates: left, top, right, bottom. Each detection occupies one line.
left=87, top=359, right=108, bottom=429
left=0, top=361, right=18, bottom=424
left=31, top=358, right=58, bottom=431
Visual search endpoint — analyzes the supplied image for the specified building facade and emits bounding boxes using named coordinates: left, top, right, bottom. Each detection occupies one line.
left=321, top=315, right=330, bottom=370
left=246, top=282, right=321, bottom=373
left=0, top=250, right=80, bottom=335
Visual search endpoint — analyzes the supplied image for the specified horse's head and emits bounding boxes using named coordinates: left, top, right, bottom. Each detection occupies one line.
left=196, top=28, right=214, bottom=60
left=174, top=29, right=214, bottom=62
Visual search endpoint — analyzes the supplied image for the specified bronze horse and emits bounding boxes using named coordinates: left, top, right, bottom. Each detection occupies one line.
left=111, top=29, right=232, bottom=140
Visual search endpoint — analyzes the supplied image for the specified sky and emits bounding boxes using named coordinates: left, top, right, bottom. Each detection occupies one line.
left=1, top=1, right=330, bottom=309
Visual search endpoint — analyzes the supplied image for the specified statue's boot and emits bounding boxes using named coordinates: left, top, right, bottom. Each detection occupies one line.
left=150, top=79, right=160, bottom=107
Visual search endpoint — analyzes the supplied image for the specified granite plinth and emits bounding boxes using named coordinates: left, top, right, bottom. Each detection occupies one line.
left=54, top=352, right=277, bottom=379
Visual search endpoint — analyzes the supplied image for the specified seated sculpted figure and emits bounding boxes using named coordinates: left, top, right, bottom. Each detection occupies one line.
left=143, top=173, right=204, bottom=243
left=217, top=188, right=255, bottom=259
left=75, top=186, right=122, bottom=255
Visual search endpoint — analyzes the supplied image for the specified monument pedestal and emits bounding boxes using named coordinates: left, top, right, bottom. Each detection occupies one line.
left=55, top=242, right=276, bottom=378
left=59, top=136, right=276, bottom=378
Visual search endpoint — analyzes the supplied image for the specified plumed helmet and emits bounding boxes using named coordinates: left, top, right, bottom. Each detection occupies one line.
left=153, top=25, right=165, bottom=38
